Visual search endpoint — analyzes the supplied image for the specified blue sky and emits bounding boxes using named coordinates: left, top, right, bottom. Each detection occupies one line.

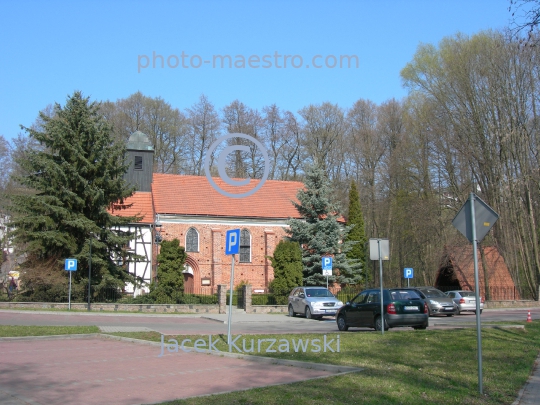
left=0, top=0, right=517, bottom=142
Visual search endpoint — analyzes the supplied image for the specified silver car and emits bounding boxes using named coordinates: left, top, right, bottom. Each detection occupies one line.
left=288, top=286, right=344, bottom=319
left=412, top=287, right=458, bottom=317
left=446, top=290, right=484, bottom=314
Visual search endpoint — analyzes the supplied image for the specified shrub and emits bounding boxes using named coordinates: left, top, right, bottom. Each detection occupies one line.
left=268, top=240, right=303, bottom=305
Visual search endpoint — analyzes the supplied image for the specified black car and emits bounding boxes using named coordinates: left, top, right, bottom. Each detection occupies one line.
left=336, top=288, right=429, bottom=331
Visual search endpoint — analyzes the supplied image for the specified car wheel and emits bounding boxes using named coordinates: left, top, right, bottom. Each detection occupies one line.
left=413, top=324, right=427, bottom=330
left=288, top=305, right=296, bottom=317
left=305, top=306, right=313, bottom=319
left=374, top=316, right=389, bottom=331
left=456, top=308, right=461, bottom=315
left=337, top=315, right=349, bottom=331
left=446, top=314, right=454, bottom=317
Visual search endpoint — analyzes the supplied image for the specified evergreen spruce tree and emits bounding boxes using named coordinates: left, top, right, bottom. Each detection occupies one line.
left=150, top=239, right=186, bottom=303
left=287, top=166, right=361, bottom=285
left=8, top=91, right=138, bottom=294
left=345, top=181, right=367, bottom=277
left=268, top=240, right=303, bottom=304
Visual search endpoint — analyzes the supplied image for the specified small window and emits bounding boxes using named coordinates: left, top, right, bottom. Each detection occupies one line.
left=239, top=229, right=251, bottom=263
left=186, top=227, right=199, bottom=252
left=134, top=156, right=143, bottom=170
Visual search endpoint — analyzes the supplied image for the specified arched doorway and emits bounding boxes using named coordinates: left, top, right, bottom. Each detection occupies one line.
left=435, top=264, right=461, bottom=292
left=182, top=257, right=199, bottom=294
left=183, top=265, right=194, bottom=294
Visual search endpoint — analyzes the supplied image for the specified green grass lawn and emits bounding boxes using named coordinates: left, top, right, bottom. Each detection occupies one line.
left=0, top=325, right=99, bottom=337
left=112, top=323, right=540, bottom=405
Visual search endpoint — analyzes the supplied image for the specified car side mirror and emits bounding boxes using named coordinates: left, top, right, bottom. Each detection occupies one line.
left=346, top=301, right=350, bottom=305
left=299, top=293, right=305, bottom=298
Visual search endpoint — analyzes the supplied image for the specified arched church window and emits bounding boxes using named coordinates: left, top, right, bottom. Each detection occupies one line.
left=239, top=229, right=251, bottom=263
left=186, top=227, right=199, bottom=252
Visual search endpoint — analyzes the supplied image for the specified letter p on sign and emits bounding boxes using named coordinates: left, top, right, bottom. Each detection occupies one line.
left=225, top=229, right=240, bottom=255
left=65, top=259, right=78, bottom=271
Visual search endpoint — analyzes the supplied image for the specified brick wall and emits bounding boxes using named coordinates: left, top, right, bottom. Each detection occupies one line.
left=159, top=222, right=288, bottom=292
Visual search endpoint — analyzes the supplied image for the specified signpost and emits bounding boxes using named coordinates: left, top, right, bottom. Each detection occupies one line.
left=321, top=256, right=333, bottom=289
left=369, top=238, right=389, bottom=335
left=64, top=259, right=77, bottom=310
left=225, top=229, right=240, bottom=351
left=452, top=193, right=499, bottom=395
left=404, top=268, right=413, bottom=287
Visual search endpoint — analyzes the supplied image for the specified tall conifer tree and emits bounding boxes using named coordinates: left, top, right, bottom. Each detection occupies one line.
left=8, top=91, right=138, bottom=290
left=287, top=166, right=361, bottom=285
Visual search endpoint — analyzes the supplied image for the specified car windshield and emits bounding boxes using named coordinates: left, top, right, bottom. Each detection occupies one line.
left=459, top=291, right=475, bottom=297
left=305, top=288, right=335, bottom=298
left=421, top=289, right=446, bottom=298
left=390, top=290, right=422, bottom=300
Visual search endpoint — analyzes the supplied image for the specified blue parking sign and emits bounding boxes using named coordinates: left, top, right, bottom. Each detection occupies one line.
left=322, top=257, right=333, bottom=271
left=65, top=259, right=78, bottom=271
left=404, top=268, right=413, bottom=279
left=225, top=229, right=240, bottom=255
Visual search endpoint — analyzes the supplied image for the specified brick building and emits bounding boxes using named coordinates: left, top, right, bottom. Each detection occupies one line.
left=114, top=131, right=303, bottom=295
left=435, top=246, right=519, bottom=300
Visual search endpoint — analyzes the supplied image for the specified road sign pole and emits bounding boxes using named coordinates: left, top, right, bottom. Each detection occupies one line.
left=470, top=193, right=483, bottom=394
left=88, top=238, right=92, bottom=311
left=227, top=254, right=236, bottom=349
left=378, top=240, right=384, bottom=336
left=68, top=271, right=72, bottom=311
left=453, top=192, right=496, bottom=396
left=224, top=229, right=240, bottom=351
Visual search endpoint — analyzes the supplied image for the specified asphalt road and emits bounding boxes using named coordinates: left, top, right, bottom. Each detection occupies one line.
left=0, top=307, right=534, bottom=335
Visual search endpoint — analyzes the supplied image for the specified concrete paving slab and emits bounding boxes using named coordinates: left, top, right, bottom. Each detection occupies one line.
left=98, top=326, right=155, bottom=333
left=0, top=336, right=359, bottom=405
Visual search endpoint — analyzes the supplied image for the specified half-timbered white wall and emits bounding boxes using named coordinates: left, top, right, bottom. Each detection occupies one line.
left=117, top=224, right=153, bottom=296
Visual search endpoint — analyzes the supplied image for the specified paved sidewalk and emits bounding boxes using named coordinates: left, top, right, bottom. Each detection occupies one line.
left=514, top=354, right=540, bottom=405
left=0, top=335, right=360, bottom=405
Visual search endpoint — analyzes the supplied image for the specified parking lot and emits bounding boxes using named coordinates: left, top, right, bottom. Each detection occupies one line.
left=0, top=308, right=533, bottom=335
left=0, top=334, right=360, bottom=405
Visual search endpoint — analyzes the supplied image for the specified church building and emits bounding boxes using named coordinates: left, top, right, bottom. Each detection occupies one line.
left=111, top=131, right=303, bottom=296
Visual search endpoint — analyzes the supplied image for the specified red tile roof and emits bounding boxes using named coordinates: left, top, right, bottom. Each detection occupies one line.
left=152, top=174, right=303, bottom=219
left=109, top=192, right=154, bottom=224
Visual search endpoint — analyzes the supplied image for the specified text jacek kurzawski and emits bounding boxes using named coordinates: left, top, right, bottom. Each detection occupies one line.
left=158, top=334, right=340, bottom=357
